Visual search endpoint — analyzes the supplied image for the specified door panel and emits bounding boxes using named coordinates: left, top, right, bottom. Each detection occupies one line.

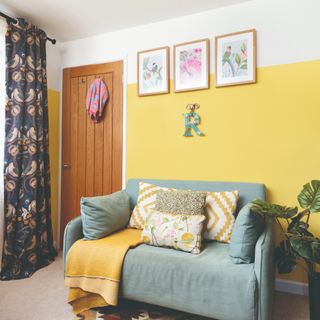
left=60, top=62, right=123, bottom=246
left=103, top=73, right=113, bottom=195
left=111, top=68, right=123, bottom=192
left=85, top=75, right=95, bottom=197
left=77, top=77, right=87, bottom=204
left=70, top=77, right=79, bottom=219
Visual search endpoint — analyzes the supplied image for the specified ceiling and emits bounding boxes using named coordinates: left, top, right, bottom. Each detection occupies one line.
left=0, top=0, right=251, bottom=42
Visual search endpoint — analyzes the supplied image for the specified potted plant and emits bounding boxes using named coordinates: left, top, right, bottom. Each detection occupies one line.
left=250, top=180, right=320, bottom=320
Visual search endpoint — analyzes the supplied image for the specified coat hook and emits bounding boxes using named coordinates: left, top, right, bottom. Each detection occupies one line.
left=81, top=78, right=85, bottom=84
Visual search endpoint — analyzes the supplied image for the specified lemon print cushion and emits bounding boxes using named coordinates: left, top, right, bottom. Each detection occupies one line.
left=141, top=210, right=206, bottom=254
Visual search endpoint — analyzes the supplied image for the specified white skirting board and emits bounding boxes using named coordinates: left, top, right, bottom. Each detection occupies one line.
left=276, top=279, right=309, bottom=296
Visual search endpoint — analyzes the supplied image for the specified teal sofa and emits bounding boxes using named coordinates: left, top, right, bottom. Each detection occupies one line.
left=63, top=179, right=274, bottom=320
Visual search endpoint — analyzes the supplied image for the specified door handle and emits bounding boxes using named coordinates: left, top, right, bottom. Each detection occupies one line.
left=63, top=164, right=71, bottom=169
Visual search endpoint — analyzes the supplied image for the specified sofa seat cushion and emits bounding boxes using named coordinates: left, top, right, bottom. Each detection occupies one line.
left=121, top=241, right=257, bottom=320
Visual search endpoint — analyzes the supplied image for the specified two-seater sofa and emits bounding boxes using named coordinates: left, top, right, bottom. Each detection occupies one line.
left=63, top=179, right=275, bottom=320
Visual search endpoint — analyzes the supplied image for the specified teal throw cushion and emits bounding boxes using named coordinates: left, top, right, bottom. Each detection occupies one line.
left=229, top=203, right=264, bottom=264
left=81, top=190, right=130, bottom=240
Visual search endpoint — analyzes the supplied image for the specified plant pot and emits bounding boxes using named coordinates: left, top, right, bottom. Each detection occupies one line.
left=308, top=272, right=320, bottom=320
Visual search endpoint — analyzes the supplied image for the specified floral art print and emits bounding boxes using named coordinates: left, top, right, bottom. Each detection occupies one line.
left=174, top=39, right=209, bottom=92
left=138, top=47, right=169, bottom=96
left=215, top=29, right=256, bottom=87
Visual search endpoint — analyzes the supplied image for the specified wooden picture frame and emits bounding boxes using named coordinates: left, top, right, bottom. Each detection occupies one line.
left=215, top=29, right=257, bottom=87
left=137, top=46, right=169, bottom=96
left=174, top=39, right=210, bottom=93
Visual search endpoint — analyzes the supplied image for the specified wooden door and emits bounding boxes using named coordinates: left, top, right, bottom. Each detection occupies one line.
left=60, top=61, right=123, bottom=245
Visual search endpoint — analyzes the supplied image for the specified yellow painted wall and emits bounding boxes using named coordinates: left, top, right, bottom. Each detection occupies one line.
left=127, top=60, right=320, bottom=283
left=48, top=89, right=60, bottom=244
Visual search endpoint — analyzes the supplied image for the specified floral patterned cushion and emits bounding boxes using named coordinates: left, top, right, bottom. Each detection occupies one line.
left=141, top=210, right=206, bottom=254
left=155, top=189, right=206, bottom=215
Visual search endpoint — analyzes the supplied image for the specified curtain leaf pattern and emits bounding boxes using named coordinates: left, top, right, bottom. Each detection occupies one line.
left=1, top=18, right=56, bottom=280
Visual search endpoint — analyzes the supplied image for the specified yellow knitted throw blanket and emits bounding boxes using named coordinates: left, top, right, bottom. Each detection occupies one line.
left=65, top=228, right=142, bottom=315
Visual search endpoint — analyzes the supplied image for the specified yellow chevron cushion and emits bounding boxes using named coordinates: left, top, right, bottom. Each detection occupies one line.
left=204, top=191, right=239, bottom=243
left=128, top=182, right=169, bottom=229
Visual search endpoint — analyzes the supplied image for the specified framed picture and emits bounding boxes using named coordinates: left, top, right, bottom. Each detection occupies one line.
left=174, top=39, right=209, bottom=93
left=137, top=46, right=169, bottom=96
left=215, top=29, right=256, bottom=87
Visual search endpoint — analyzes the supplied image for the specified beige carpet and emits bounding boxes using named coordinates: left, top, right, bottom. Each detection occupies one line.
left=0, top=252, right=309, bottom=320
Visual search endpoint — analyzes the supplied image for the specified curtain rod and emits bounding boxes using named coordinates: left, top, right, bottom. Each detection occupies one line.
left=0, top=11, right=56, bottom=44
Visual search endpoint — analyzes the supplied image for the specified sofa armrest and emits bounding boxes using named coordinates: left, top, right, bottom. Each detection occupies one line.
left=63, top=216, right=83, bottom=271
left=254, top=218, right=275, bottom=320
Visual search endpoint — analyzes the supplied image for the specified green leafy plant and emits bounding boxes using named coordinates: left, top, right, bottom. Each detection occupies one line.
left=251, top=180, right=320, bottom=276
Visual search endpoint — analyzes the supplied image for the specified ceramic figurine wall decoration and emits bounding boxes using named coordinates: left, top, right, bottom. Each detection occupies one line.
left=183, top=103, right=205, bottom=137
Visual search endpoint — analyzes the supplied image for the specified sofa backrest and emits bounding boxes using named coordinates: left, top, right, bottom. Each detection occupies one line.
left=126, top=179, right=266, bottom=212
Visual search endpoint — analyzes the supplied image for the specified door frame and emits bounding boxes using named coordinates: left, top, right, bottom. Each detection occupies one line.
left=57, top=56, right=128, bottom=249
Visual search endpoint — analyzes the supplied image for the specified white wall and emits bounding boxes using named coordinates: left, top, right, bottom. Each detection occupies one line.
left=47, top=44, right=61, bottom=91
left=60, top=0, right=320, bottom=83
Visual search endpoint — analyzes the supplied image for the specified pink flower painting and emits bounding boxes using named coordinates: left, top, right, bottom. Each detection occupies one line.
left=179, top=48, right=202, bottom=83
left=174, top=39, right=209, bottom=92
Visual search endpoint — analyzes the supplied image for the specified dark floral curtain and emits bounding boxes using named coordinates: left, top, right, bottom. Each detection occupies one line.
left=1, top=18, right=56, bottom=280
